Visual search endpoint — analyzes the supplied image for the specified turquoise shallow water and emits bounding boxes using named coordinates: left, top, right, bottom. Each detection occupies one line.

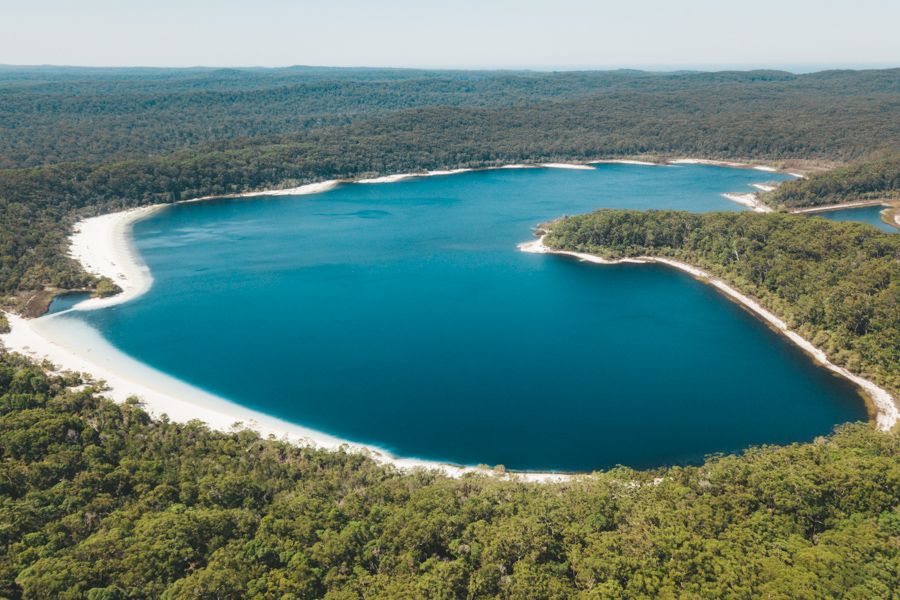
left=63, top=165, right=868, bottom=471
left=814, top=205, right=897, bottom=233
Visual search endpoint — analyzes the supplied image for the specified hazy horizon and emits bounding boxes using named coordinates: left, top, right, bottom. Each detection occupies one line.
left=2, top=1, right=898, bottom=69
left=1, top=63, right=898, bottom=74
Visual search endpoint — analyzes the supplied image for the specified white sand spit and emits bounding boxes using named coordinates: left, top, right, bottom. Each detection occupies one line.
left=357, top=173, right=420, bottom=184
left=790, top=200, right=889, bottom=214
left=520, top=235, right=898, bottom=430
left=540, top=163, right=595, bottom=170
left=69, top=205, right=165, bottom=311
left=722, top=193, right=773, bottom=213
left=669, top=158, right=748, bottom=168
left=426, top=168, right=473, bottom=176
left=237, top=180, right=341, bottom=197
left=589, top=159, right=660, bottom=166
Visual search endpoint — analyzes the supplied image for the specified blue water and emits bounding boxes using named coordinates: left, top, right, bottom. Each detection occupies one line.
left=63, top=165, right=867, bottom=471
left=46, top=292, right=91, bottom=315
left=814, top=205, right=897, bottom=233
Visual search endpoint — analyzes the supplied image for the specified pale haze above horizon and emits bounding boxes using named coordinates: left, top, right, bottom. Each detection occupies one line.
left=2, top=0, right=899, bottom=70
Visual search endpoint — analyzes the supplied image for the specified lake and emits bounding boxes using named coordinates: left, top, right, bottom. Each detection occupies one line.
left=57, top=164, right=868, bottom=471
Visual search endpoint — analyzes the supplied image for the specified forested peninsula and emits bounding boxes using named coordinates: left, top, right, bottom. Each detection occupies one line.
left=543, top=211, right=899, bottom=400
left=766, top=153, right=900, bottom=208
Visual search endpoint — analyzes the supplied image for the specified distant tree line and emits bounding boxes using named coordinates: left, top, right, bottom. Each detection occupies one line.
left=3, top=67, right=897, bottom=169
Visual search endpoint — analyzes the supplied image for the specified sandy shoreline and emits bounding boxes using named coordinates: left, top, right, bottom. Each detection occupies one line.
left=721, top=192, right=774, bottom=213
left=3, top=313, right=571, bottom=482
left=0, top=157, right=863, bottom=480
left=8, top=169, right=607, bottom=481
left=789, top=200, right=891, bottom=214
left=519, top=236, right=898, bottom=431
left=68, top=205, right=166, bottom=311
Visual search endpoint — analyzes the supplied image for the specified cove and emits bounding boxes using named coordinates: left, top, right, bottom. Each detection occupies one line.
left=814, top=205, right=897, bottom=233
left=60, top=164, right=867, bottom=472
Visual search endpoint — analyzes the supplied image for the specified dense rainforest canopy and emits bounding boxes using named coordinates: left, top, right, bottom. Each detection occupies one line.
left=0, top=350, right=897, bottom=599
left=545, top=210, right=900, bottom=398
left=1, top=67, right=899, bottom=299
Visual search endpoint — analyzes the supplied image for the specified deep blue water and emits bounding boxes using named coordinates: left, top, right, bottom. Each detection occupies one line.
left=66, top=165, right=867, bottom=471
left=814, top=205, right=897, bottom=233
left=47, top=292, right=91, bottom=315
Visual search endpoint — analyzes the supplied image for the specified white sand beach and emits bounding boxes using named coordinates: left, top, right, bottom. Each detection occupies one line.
left=668, top=158, right=748, bottom=168
left=752, top=183, right=777, bottom=192
left=426, top=168, right=473, bottom=176
left=237, top=180, right=341, bottom=197
left=722, top=192, right=773, bottom=213
left=789, top=200, right=889, bottom=214
left=589, top=159, right=660, bottom=166
left=2, top=305, right=567, bottom=482
left=540, top=163, right=595, bottom=170
left=69, top=205, right=165, bottom=311
left=357, top=169, right=471, bottom=183
left=2, top=313, right=566, bottom=483
left=357, top=173, right=420, bottom=184
left=519, top=235, right=898, bottom=431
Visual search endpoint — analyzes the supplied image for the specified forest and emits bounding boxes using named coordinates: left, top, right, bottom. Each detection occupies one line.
left=3, top=67, right=897, bottom=169
left=0, top=350, right=896, bottom=598
left=766, top=152, right=900, bottom=208
left=1, top=67, right=900, bottom=300
left=545, top=210, right=900, bottom=398
left=1, top=67, right=899, bottom=597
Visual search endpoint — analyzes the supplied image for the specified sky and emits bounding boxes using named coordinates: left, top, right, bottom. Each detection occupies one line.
left=1, top=0, right=899, bottom=70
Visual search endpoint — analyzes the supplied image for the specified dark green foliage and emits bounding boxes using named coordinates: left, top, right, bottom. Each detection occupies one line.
left=2, top=67, right=897, bottom=170
left=92, top=279, right=120, bottom=298
left=546, top=210, right=900, bottom=396
left=1, top=67, right=900, bottom=299
left=768, top=153, right=900, bottom=208
left=0, top=349, right=896, bottom=598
